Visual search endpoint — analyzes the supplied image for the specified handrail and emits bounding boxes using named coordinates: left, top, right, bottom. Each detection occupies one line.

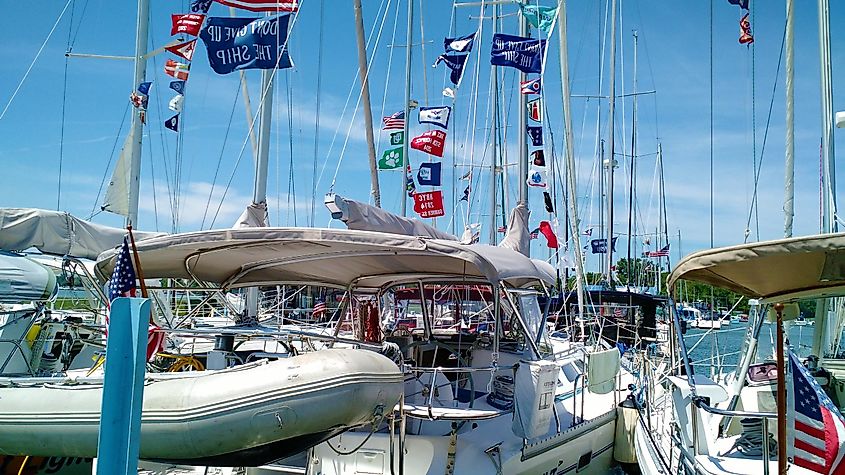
left=693, top=398, right=777, bottom=419
left=669, top=298, right=697, bottom=391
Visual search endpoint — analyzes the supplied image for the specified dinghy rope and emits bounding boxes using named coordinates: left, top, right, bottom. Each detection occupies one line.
left=325, top=403, right=390, bottom=456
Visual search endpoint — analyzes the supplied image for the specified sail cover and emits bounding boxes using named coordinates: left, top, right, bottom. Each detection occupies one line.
left=0, top=208, right=165, bottom=260
left=499, top=202, right=531, bottom=257
left=328, top=194, right=458, bottom=241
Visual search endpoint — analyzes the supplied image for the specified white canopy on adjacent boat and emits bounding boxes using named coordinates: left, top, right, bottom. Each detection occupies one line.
left=667, top=232, right=845, bottom=302
left=0, top=208, right=164, bottom=260
left=95, top=227, right=555, bottom=289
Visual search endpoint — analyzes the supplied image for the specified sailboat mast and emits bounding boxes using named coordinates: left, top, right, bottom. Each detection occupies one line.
left=517, top=16, right=528, bottom=208
left=818, top=0, right=837, bottom=235
left=353, top=0, right=382, bottom=208
left=784, top=0, right=795, bottom=238
left=400, top=0, right=414, bottom=217
left=127, top=0, right=151, bottom=227
left=625, top=30, right=638, bottom=289
left=253, top=70, right=274, bottom=207
left=558, top=0, right=586, bottom=323
left=605, top=0, right=618, bottom=286
left=489, top=3, right=500, bottom=245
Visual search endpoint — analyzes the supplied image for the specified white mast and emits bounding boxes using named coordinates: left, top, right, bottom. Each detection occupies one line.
left=605, top=0, right=618, bottom=286
left=489, top=3, right=500, bottom=245
left=400, top=0, right=414, bottom=216
left=783, top=0, right=795, bottom=238
left=127, top=0, right=150, bottom=227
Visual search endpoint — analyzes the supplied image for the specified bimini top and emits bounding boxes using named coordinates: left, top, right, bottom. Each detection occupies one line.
left=667, top=233, right=845, bottom=302
left=95, top=227, right=555, bottom=289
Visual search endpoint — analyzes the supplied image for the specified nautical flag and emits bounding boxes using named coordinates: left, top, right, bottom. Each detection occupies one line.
left=491, top=34, right=545, bottom=74
left=444, top=33, right=476, bottom=53
left=165, top=114, right=179, bottom=132
left=460, top=185, right=470, bottom=201
left=460, top=170, right=472, bottom=181
left=739, top=13, right=754, bottom=45
left=527, top=126, right=543, bottom=146
left=530, top=228, right=540, bottom=240
left=442, top=87, right=456, bottom=99
left=727, top=0, right=749, bottom=9
left=170, top=80, right=186, bottom=95
left=645, top=244, right=670, bottom=258
left=213, top=0, right=299, bottom=12
left=520, top=78, right=541, bottom=95
left=788, top=350, right=845, bottom=474
left=433, top=53, right=468, bottom=86
left=200, top=15, right=293, bottom=74
left=418, top=106, right=451, bottom=129
left=164, top=59, right=190, bottom=80
left=108, top=238, right=137, bottom=302
left=129, top=91, right=148, bottom=110
left=312, top=299, right=327, bottom=317
left=168, top=95, right=184, bottom=113
left=171, top=14, right=205, bottom=36
left=527, top=98, right=543, bottom=122
left=516, top=2, right=558, bottom=35
left=165, top=40, right=197, bottom=61
left=382, top=111, right=405, bottom=130
left=191, top=0, right=214, bottom=13
left=590, top=238, right=617, bottom=254
left=583, top=228, right=593, bottom=237
left=411, top=130, right=447, bottom=158
left=406, top=168, right=416, bottom=197
left=378, top=148, right=403, bottom=170
left=527, top=168, right=547, bottom=188
left=389, top=131, right=404, bottom=146
left=539, top=221, right=558, bottom=248
left=413, top=191, right=445, bottom=218
left=531, top=149, right=546, bottom=167
left=543, top=191, right=554, bottom=213
left=417, top=162, right=442, bottom=186
left=137, top=82, right=152, bottom=95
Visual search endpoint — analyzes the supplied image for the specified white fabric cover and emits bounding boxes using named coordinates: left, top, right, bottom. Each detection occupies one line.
left=0, top=208, right=164, bottom=260
left=512, top=359, right=558, bottom=439
left=498, top=202, right=530, bottom=257
left=587, top=347, right=621, bottom=395
left=233, top=202, right=269, bottom=229
left=340, top=197, right=458, bottom=241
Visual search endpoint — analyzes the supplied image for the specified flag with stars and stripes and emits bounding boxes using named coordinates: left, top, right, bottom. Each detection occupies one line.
left=108, top=238, right=137, bottom=303
left=788, top=350, right=845, bottom=474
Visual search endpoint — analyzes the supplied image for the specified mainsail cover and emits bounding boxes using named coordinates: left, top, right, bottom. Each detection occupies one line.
left=0, top=208, right=165, bottom=260
left=101, top=130, right=134, bottom=218
left=233, top=201, right=270, bottom=229
left=499, top=202, right=530, bottom=257
left=329, top=195, right=458, bottom=241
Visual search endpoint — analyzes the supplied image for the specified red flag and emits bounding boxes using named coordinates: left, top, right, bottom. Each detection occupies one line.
left=538, top=220, right=558, bottom=248
left=410, top=130, right=446, bottom=158
left=171, top=14, right=205, bottom=36
left=213, top=0, right=298, bottom=12
left=165, top=40, right=197, bottom=61
left=165, top=59, right=190, bottom=80
left=739, top=13, right=754, bottom=45
left=412, top=191, right=445, bottom=218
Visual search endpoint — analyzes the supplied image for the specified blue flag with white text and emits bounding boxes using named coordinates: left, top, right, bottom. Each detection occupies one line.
left=434, top=53, right=468, bottom=85
left=491, top=34, right=545, bottom=74
left=199, top=14, right=292, bottom=75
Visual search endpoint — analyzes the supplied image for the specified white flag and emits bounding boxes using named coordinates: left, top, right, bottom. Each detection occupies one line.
left=168, top=95, right=184, bottom=113
left=418, top=106, right=451, bottom=129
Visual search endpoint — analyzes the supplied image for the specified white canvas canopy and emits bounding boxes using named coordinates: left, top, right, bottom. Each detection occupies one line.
left=668, top=233, right=845, bottom=302
left=0, top=208, right=165, bottom=261
left=95, top=227, right=555, bottom=289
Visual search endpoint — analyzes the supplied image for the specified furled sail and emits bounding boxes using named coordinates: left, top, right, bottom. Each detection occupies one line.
left=232, top=201, right=269, bottom=228
left=101, top=130, right=134, bottom=218
left=498, top=202, right=530, bottom=257
left=326, top=194, right=458, bottom=241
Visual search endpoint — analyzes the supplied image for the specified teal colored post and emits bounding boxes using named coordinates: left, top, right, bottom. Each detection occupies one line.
left=96, top=297, right=150, bottom=474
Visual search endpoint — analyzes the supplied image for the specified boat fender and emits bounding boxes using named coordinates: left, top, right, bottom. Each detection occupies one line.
left=612, top=396, right=638, bottom=464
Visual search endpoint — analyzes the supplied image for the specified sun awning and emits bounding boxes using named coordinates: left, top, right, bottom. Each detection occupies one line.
left=667, top=233, right=845, bottom=302
left=95, top=227, right=555, bottom=289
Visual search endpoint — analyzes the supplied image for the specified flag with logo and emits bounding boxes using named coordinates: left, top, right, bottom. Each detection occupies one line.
left=516, top=2, right=558, bottom=35
left=444, top=32, right=476, bottom=53
left=406, top=168, right=416, bottom=197
left=520, top=78, right=541, bottom=94
left=378, top=148, right=403, bottom=170
left=433, top=53, right=468, bottom=86
left=787, top=350, right=845, bottom=474
left=191, top=0, right=214, bottom=13
left=411, top=130, right=446, bottom=158
left=171, top=14, right=205, bottom=36
left=213, top=0, right=299, bottom=12
left=389, top=131, right=404, bottom=146
left=165, top=114, right=179, bottom=132
left=527, top=98, right=542, bottom=122
left=165, top=40, right=197, bottom=61
left=168, top=95, right=184, bottom=113
left=137, top=82, right=152, bottom=95
left=417, top=162, right=442, bottom=186
left=165, top=59, right=190, bottom=80
left=491, top=34, right=545, bottom=74
left=739, top=13, right=754, bottom=45
left=418, top=106, right=451, bottom=129
left=590, top=238, right=617, bottom=254
left=382, top=111, right=405, bottom=130
left=527, top=126, right=543, bottom=146
left=531, top=149, right=546, bottom=167
left=170, top=80, right=186, bottom=95
left=527, top=168, right=547, bottom=188
left=442, top=87, right=456, bottom=99
left=200, top=15, right=293, bottom=74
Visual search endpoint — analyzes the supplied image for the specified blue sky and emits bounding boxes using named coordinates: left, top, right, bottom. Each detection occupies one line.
left=0, top=0, right=843, bottom=274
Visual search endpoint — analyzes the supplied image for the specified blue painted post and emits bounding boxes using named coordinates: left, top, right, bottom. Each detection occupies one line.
left=96, top=297, right=150, bottom=475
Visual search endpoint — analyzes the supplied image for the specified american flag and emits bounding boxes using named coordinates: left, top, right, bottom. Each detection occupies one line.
left=382, top=111, right=405, bottom=130
left=312, top=299, right=327, bottom=317
left=108, top=238, right=137, bottom=302
left=213, top=0, right=298, bottom=12
left=645, top=244, right=670, bottom=258
left=788, top=350, right=845, bottom=473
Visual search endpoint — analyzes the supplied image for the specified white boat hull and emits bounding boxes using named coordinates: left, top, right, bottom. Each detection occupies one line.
left=0, top=349, right=403, bottom=466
